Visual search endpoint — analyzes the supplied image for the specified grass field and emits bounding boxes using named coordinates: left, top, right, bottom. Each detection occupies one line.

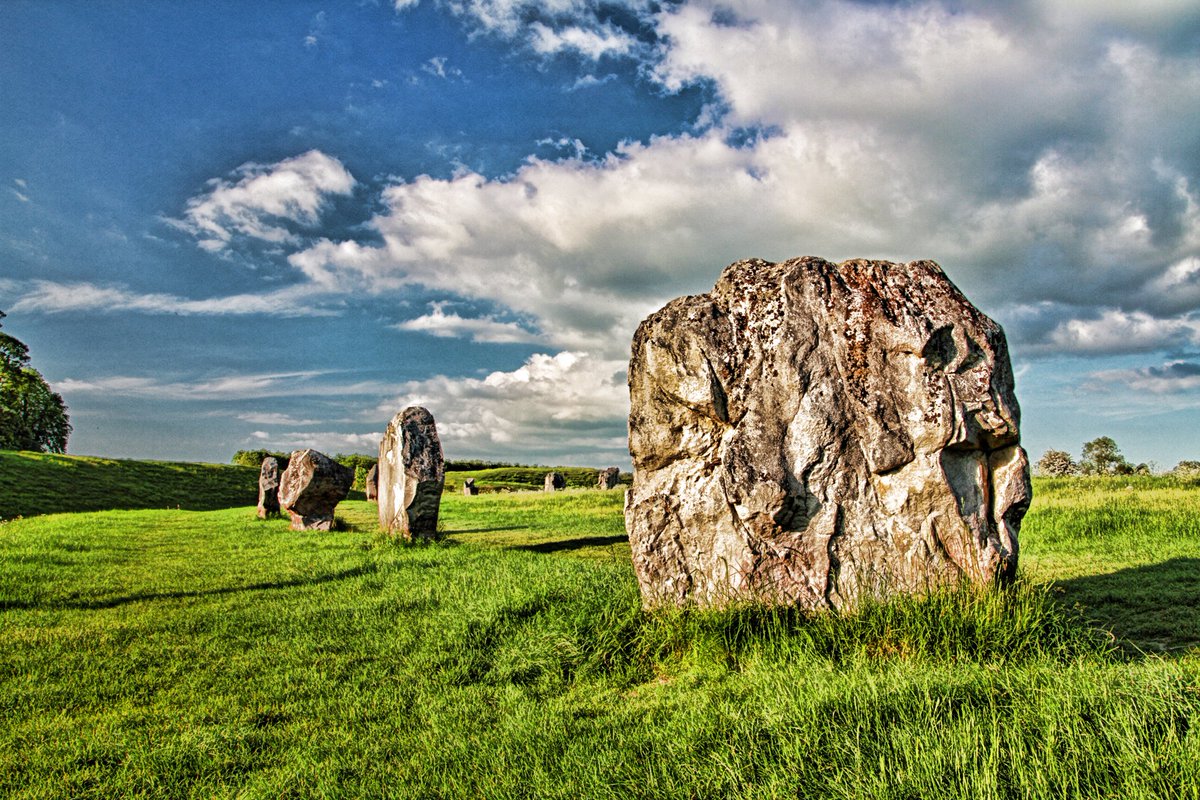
left=1, top=456, right=1199, bottom=798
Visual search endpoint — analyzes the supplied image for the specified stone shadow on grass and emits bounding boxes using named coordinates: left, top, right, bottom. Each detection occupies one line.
left=510, top=535, right=629, bottom=555
left=1053, top=558, right=1200, bottom=656
left=2, top=564, right=378, bottom=612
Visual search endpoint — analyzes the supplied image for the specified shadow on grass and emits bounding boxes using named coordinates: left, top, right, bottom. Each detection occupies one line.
left=1053, top=558, right=1200, bottom=656
left=510, top=535, right=629, bottom=554
left=449, top=526, right=527, bottom=535
left=1, top=564, right=377, bottom=612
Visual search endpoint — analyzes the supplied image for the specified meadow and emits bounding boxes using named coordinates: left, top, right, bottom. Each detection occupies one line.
left=1, top=454, right=1198, bottom=798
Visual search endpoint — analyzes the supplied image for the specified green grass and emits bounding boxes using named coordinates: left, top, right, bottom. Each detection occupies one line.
left=0, top=450, right=259, bottom=520
left=442, top=465, right=630, bottom=493
left=1, top=469, right=1199, bottom=797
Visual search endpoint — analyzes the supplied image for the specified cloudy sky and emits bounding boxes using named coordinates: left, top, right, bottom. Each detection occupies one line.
left=3, top=0, right=1199, bottom=469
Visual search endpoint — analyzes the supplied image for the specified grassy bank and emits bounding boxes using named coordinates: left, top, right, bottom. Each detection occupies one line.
left=1, top=476, right=1199, bottom=797
left=0, top=451, right=258, bottom=520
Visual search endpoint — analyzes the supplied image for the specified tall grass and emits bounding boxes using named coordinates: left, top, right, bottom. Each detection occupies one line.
left=1, top=473, right=1198, bottom=797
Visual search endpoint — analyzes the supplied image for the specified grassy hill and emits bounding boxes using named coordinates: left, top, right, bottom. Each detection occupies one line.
left=1, top=464, right=1199, bottom=797
left=0, top=450, right=258, bottom=519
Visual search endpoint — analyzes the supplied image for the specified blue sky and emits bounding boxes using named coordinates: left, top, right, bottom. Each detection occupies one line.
left=3, top=0, right=1200, bottom=469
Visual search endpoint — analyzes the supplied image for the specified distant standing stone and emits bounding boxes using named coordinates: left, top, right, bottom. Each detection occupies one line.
left=378, top=406, right=445, bottom=539
left=277, top=449, right=354, bottom=531
left=596, top=467, right=621, bottom=490
left=365, top=464, right=378, bottom=501
left=256, top=456, right=282, bottom=519
left=544, top=472, right=565, bottom=492
left=463, top=477, right=479, bottom=496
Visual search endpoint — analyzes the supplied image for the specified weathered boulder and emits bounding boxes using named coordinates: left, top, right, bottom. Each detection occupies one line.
left=544, top=472, right=565, bottom=492
left=597, top=467, right=621, bottom=490
left=378, top=406, right=445, bottom=539
left=626, top=257, right=1030, bottom=610
left=277, top=449, right=354, bottom=531
left=365, top=464, right=378, bottom=501
left=463, top=477, right=479, bottom=496
left=256, top=456, right=282, bottom=519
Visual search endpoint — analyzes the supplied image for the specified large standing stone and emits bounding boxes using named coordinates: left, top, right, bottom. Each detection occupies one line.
left=596, top=467, right=621, bottom=490
left=544, top=472, right=565, bottom=492
left=626, top=257, right=1031, bottom=610
left=256, top=456, right=282, bottom=519
left=378, top=406, right=445, bottom=539
left=365, top=464, right=378, bottom=501
left=277, top=449, right=354, bottom=531
left=463, top=477, right=479, bottom=496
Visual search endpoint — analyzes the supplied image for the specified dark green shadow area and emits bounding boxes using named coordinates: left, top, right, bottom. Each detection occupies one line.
left=1053, top=558, right=1200, bottom=656
left=510, top=535, right=630, bottom=555
left=1, top=564, right=378, bottom=612
left=0, top=451, right=257, bottom=518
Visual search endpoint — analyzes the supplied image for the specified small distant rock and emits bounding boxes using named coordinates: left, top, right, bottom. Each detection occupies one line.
left=378, top=406, right=445, bottom=539
left=365, top=464, right=378, bottom=501
left=544, top=472, right=565, bottom=492
left=596, top=467, right=621, bottom=490
left=463, top=477, right=479, bottom=496
left=256, top=457, right=282, bottom=519
left=277, top=449, right=354, bottom=531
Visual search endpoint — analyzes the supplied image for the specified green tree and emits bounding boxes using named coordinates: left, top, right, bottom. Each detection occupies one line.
left=0, top=311, right=71, bottom=453
left=1036, top=449, right=1077, bottom=477
left=1079, top=436, right=1132, bottom=476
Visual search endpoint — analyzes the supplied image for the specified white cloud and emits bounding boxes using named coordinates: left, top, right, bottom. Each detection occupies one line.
left=54, top=370, right=378, bottom=402
left=1084, top=362, right=1200, bottom=398
left=236, top=412, right=324, bottom=426
left=394, top=303, right=543, bottom=344
left=282, top=0, right=1199, bottom=366
left=1045, top=310, right=1200, bottom=354
left=9, top=280, right=334, bottom=317
left=171, top=150, right=355, bottom=252
left=247, top=430, right=382, bottom=454
left=394, top=0, right=651, bottom=60
left=380, top=350, right=630, bottom=464
left=421, top=56, right=463, bottom=79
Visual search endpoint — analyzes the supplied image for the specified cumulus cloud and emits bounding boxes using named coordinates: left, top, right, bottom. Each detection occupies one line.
left=394, top=303, right=544, bottom=344
left=170, top=150, right=355, bottom=252
left=317, top=0, right=1198, bottom=365
left=248, top=430, right=382, bottom=453
left=1085, top=361, right=1200, bottom=399
left=9, top=280, right=333, bottom=317
left=381, top=350, right=630, bottom=464
left=1043, top=309, right=1200, bottom=355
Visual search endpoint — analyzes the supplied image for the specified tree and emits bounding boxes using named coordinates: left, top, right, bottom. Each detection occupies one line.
left=1173, top=460, right=1200, bottom=477
left=0, top=311, right=71, bottom=453
left=1079, top=436, right=1132, bottom=476
left=1036, top=449, right=1077, bottom=476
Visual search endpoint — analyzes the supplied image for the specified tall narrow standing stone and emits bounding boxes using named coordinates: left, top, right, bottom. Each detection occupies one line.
left=365, top=464, right=378, bottom=501
left=378, top=406, right=445, bottom=539
left=463, top=477, right=479, bottom=496
left=257, top=456, right=282, bottom=519
left=544, top=472, right=565, bottom=492
left=277, top=449, right=354, bottom=531
left=626, top=257, right=1030, bottom=610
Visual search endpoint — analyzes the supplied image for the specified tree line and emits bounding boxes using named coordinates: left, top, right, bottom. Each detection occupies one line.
left=0, top=311, right=70, bottom=453
left=1037, top=436, right=1197, bottom=477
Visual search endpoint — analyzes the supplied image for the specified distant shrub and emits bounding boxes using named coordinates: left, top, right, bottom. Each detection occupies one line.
left=231, top=450, right=291, bottom=471
left=1036, top=449, right=1077, bottom=477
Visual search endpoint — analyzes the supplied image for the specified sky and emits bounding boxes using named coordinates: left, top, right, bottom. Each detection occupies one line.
left=2, top=0, right=1199, bottom=470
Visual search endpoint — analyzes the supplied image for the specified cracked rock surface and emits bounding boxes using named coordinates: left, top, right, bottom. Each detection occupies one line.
left=378, top=406, right=445, bottom=539
left=626, top=257, right=1030, bottom=609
